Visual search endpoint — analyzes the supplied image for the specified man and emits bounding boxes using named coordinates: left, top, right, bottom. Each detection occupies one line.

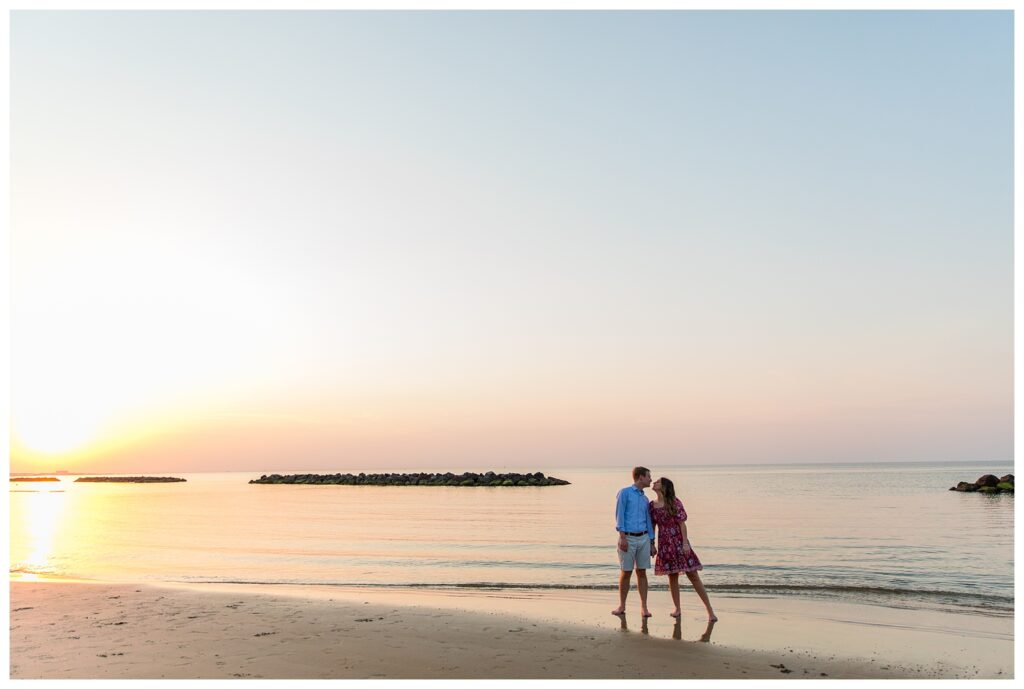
left=612, top=466, right=656, bottom=617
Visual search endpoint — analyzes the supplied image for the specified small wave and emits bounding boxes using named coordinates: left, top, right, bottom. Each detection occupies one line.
left=166, top=577, right=1013, bottom=610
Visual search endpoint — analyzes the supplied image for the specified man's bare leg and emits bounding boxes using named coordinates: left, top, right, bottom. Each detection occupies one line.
left=637, top=569, right=651, bottom=617
left=612, top=570, right=632, bottom=614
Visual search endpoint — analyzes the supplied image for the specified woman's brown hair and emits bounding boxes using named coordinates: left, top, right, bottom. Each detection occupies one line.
left=660, top=477, right=678, bottom=518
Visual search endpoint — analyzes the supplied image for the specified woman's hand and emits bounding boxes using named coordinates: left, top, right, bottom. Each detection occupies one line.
left=682, top=540, right=691, bottom=556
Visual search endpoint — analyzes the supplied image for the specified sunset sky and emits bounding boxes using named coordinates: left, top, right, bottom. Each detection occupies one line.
left=9, top=11, right=1013, bottom=473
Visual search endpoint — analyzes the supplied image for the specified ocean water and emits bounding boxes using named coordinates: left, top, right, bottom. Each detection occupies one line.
left=9, top=461, right=1014, bottom=616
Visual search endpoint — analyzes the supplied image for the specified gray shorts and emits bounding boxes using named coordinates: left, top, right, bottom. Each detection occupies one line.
left=617, top=533, right=652, bottom=571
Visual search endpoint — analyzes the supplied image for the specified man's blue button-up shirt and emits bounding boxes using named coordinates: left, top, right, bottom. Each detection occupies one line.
left=615, top=485, right=654, bottom=540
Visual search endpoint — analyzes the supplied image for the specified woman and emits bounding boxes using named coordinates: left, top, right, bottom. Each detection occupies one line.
left=649, top=477, right=717, bottom=621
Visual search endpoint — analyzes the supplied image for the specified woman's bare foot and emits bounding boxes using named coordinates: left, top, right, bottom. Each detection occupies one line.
left=611, top=607, right=626, bottom=615
left=669, top=609, right=681, bottom=618
left=641, top=608, right=653, bottom=618
left=708, top=612, right=718, bottom=622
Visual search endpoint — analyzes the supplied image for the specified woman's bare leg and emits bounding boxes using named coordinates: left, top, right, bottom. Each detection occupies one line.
left=668, top=573, right=681, bottom=617
left=685, top=570, right=717, bottom=621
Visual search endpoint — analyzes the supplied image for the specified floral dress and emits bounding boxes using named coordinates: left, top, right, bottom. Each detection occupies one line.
left=650, top=497, right=703, bottom=575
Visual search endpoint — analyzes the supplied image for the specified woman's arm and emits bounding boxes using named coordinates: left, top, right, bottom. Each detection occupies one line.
left=679, top=517, right=690, bottom=555
left=648, top=504, right=657, bottom=557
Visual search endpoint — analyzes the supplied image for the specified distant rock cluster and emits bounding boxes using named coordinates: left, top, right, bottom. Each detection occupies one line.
left=74, top=476, right=187, bottom=483
left=949, top=474, right=1013, bottom=494
left=249, top=471, right=570, bottom=487
left=9, top=477, right=60, bottom=482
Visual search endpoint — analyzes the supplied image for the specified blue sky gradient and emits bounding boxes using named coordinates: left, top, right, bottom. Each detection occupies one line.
left=10, top=11, right=1013, bottom=471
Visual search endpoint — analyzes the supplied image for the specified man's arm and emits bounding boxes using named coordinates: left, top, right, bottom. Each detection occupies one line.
left=615, top=490, right=628, bottom=551
left=615, top=489, right=627, bottom=533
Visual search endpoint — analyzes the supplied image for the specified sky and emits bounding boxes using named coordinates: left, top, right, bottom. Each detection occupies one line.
left=9, top=10, right=1014, bottom=473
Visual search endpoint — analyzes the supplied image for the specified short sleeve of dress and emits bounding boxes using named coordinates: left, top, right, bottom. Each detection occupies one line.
left=676, top=498, right=687, bottom=521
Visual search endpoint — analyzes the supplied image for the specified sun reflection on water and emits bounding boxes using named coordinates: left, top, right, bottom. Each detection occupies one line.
left=10, top=484, right=68, bottom=579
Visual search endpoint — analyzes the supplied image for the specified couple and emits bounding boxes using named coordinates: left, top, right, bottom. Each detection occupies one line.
left=613, top=466, right=716, bottom=621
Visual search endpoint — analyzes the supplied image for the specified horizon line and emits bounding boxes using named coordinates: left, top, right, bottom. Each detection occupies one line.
left=9, top=458, right=1014, bottom=476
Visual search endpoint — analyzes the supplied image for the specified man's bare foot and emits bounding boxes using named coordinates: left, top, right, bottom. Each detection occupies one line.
left=641, top=609, right=653, bottom=618
left=708, top=613, right=718, bottom=622
left=669, top=609, right=681, bottom=618
left=611, top=607, right=626, bottom=615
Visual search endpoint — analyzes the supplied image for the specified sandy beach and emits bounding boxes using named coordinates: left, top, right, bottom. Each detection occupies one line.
left=9, top=580, right=1011, bottom=679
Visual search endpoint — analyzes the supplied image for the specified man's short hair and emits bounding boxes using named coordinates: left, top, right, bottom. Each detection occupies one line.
left=632, top=466, right=650, bottom=481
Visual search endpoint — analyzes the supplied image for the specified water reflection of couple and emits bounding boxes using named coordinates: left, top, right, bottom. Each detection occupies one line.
left=619, top=611, right=717, bottom=642
left=612, top=466, right=717, bottom=622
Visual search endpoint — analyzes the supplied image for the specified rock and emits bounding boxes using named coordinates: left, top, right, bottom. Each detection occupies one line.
left=76, top=476, right=186, bottom=483
left=952, top=482, right=977, bottom=492
left=999, top=474, right=1014, bottom=484
left=977, top=486, right=1000, bottom=493
left=248, top=472, right=571, bottom=487
left=975, top=475, right=1000, bottom=488
left=996, top=482, right=1014, bottom=491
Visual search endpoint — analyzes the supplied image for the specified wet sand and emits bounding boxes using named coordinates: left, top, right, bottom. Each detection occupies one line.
left=9, top=580, right=1012, bottom=679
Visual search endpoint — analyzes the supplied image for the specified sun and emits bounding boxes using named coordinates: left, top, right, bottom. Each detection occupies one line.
left=13, top=402, right=105, bottom=456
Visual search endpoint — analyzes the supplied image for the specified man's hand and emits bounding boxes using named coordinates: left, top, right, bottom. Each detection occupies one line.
left=651, top=544, right=657, bottom=557
left=617, top=535, right=628, bottom=552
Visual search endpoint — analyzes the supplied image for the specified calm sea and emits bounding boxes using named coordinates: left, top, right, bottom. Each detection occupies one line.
left=9, top=461, right=1014, bottom=616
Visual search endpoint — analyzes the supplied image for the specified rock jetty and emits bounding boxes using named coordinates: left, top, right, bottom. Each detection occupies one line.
left=949, top=474, right=1013, bottom=494
left=74, top=476, right=187, bottom=483
left=249, top=471, right=570, bottom=487
left=10, top=477, right=60, bottom=482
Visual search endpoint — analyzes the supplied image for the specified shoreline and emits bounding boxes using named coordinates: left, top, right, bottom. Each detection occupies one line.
left=9, top=578, right=1013, bottom=679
